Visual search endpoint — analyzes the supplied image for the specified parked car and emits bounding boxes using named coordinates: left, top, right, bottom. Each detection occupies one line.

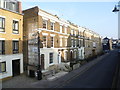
left=104, top=50, right=109, bottom=53
left=117, top=43, right=120, bottom=49
left=118, top=49, right=120, bottom=56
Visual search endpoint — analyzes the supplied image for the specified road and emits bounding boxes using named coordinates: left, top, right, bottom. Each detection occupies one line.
left=62, top=50, right=119, bottom=88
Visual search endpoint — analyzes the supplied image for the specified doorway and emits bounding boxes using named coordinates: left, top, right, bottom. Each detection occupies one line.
left=58, top=51, right=61, bottom=64
left=70, top=51, right=73, bottom=61
left=12, top=59, right=20, bottom=77
left=41, top=54, right=44, bottom=70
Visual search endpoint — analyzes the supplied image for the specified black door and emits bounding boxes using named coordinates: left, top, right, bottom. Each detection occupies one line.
left=12, top=59, right=20, bottom=77
left=70, top=51, right=73, bottom=61
left=41, top=54, right=44, bottom=70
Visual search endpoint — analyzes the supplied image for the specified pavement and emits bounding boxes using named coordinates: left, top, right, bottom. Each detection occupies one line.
left=2, top=53, right=109, bottom=88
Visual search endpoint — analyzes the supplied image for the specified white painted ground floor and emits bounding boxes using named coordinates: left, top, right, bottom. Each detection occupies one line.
left=0, top=54, right=23, bottom=79
left=30, top=47, right=85, bottom=70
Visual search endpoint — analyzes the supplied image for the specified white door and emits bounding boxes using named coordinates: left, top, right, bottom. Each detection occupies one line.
left=58, top=51, right=61, bottom=64
left=78, top=50, right=81, bottom=59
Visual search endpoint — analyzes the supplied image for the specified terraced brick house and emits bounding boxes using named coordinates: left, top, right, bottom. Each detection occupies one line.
left=23, top=6, right=102, bottom=74
left=0, top=0, right=23, bottom=79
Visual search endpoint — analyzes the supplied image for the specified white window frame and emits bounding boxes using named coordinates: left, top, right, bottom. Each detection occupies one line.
left=60, top=37, right=62, bottom=47
left=60, top=25, right=62, bottom=33
left=64, top=50, right=68, bottom=61
left=64, top=27, right=67, bottom=34
left=43, top=19, right=47, bottom=29
left=50, top=22, right=54, bottom=30
left=75, top=31, right=76, bottom=36
left=75, top=39, right=77, bottom=47
left=71, top=39, right=73, bottom=47
left=0, top=40, right=5, bottom=55
left=13, top=19, right=19, bottom=34
left=0, top=62, right=6, bottom=73
left=64, top=37, right=68, bottom=47
left=74, top=51, right=77, bottom=59
left=79, top=39, right=81, bottom=47
left=0, top=0, right=4, bottom=8
left=0, top=17, right=5, bottom=32
left=51, top=36, right=54, bottom=48
left=49, top=53, right=54, bottom=64
left=71, top=29, right=74, bottom=35
left=12, top=40, right=19, bottom=54
left=43, top=36, right=47, bottom=48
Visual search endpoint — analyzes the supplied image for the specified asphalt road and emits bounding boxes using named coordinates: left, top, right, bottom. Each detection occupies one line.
left=62, top=50, right=119, bottom=88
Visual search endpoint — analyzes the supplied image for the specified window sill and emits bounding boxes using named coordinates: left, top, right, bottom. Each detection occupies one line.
left=13, top=52, right=19, bottom=54
left=12, top=33, right=19, bottom=35
left=0, top=32, right=6, bottom=34
left=0, top=72, right=7, bottom=75
left=49, top=63, right=54, bottom=66
left=43, top=47, right=47, bottom=48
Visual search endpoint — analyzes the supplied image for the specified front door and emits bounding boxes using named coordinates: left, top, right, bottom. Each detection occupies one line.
left=78, top=50, right=81, bottom=59
left=70, top=51, right=73, bottom=61
left=12, top=59, right=20, bottom=77
left=41, top=54, right=44, bottom=70
left=58, top=51, right=61, bottom=64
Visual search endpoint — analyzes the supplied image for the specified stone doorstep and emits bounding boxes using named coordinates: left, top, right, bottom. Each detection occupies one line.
left=72, top=63, right=80, bottom=70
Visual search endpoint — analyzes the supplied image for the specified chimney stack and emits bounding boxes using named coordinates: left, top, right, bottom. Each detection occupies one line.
left=18, top=1, right=22, bottom=14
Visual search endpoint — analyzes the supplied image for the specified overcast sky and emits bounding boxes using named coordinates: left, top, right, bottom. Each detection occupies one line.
left=21, top=1, right=119, bottom=39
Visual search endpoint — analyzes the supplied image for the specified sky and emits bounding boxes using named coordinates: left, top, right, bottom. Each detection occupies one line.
left=21, top=1, right=119, bottom=39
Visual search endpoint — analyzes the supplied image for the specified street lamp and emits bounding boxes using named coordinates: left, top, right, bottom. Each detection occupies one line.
left=83, top=29, right=86, bottom=47
left=112, top=1, right=120, bottom=42
left=112, top=5, right=119, bottom=12
left=37, top=31, right=42, bottom=80
left=32, top=31, right=42, bottom=80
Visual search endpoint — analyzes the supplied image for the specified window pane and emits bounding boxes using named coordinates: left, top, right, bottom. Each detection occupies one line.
left=65, top=27, right=67, bottom=34
left=60, top=38, right=62, bottom=47
left=13, top=20, right=19, bottom=34
left=51, top=37, right=53, bottom=47
left=0, top=41, right=2, bottom=54
left=43, top=36, right=46, bottom=47
left=0, top=0, right=4, bottom=8
left=0, top=17, right=5, bottom=32
left=0, top=62, right=6, bottom=73
left=0, top=18, right=2, bottom=27
left=2, top=18, right=5, bottom=28
left=0, top=40, right=5, bottom=55
left=49, top=53, right=53, bottom=64
left=1, top=62, right=6, bottom=72
left=15, top=22, right=18, bottom=30
left=13, top=41, right=19, bottom=54
left=50, top=22, right=54, bottom=30
left=64, top=51, right=67, bottom=61
left=60, top=25, right=62, bottom=33
left=65, top=39, right=67, bottom=46
left=43, top=20, right=47, bottom=29
left=12, top=3, right=16, bottom=11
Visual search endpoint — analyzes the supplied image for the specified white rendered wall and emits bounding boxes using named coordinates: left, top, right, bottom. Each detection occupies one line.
left=78, top=47, right=85, bottom=60
left=0, top=54, right=23, bottom=79
left=40, top=48, right=59, bottom=70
